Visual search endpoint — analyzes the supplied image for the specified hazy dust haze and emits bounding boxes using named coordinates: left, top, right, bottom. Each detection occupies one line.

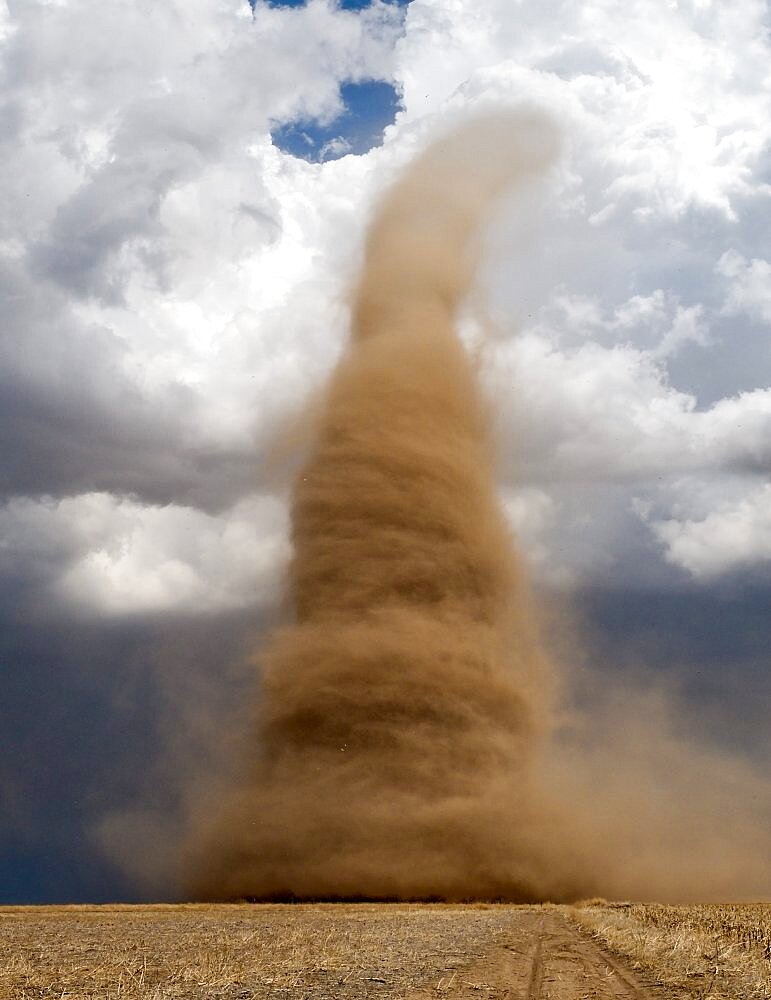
left=182, top=110, right=771, bottom=903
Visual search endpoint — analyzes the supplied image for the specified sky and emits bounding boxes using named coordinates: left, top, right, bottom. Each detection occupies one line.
left=1, top=0, right=770, bottom=902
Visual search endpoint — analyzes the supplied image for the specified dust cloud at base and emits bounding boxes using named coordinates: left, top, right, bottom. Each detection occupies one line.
left=181, top=111, right=771, bottom=903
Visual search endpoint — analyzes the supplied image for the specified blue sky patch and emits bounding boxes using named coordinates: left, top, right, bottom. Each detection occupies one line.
left=259, top=0, right=409, bottom=162
left=271, top=79, right=403, bottom=161
left=258, top=1, right=410, bottom=10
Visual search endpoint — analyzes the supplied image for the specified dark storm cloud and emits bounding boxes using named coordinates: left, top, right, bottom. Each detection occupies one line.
left=0, top=605, right=262, bottom=903
left=571, top=582, right=771, bottom=760
left=2, top=574, right=767, bottom=903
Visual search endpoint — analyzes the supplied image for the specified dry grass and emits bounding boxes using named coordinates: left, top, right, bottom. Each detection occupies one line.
left=0, top=902, right=535, bottom=1000
left=569, top=901, right=771, bottom=999
left=6, top=900, right=771, bottom=999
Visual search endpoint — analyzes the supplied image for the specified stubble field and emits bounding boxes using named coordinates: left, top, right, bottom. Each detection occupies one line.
left=1, top=901, right=769, bottom=1000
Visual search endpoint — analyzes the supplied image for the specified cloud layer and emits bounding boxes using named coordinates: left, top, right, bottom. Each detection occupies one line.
left=3, top=0, right=770, bottom=616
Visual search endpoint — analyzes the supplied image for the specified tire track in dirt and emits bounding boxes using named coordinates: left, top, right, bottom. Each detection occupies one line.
left=408, top=909, right=667, bottom=1000
left=525, top=934, right=544, bottom=999
left=558, top=931, right=652, bottom=998
left=534, top=912, right=654, bottom=998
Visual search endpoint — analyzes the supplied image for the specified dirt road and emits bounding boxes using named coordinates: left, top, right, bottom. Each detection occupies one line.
left=411, top=909, right=663, bottom=1000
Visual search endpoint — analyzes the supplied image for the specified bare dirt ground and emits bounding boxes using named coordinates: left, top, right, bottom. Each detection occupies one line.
left=0, top=902, right=749, bottom=1000
left=408, top=907, right=664, bottom=1000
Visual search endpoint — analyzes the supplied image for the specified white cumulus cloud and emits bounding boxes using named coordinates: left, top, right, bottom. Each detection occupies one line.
left=717, top=250, right=771, bottom=325
left=650, top=482, right=771, bottom=579
left=0, top=492, right=289, bottom=615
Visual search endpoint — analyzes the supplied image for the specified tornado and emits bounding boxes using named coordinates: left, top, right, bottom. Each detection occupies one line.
left=191, top=110, right=581, bottom=901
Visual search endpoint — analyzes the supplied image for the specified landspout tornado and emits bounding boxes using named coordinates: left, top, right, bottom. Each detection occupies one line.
left=194, top=110, right=575, bottom=901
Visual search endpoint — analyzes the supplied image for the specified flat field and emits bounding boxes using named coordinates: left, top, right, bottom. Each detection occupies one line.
left=1, top=901, right=769, bottom=1000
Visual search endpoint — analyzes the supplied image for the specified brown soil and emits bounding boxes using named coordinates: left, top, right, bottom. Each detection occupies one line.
left=409, top=908, right=671, bottom=999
